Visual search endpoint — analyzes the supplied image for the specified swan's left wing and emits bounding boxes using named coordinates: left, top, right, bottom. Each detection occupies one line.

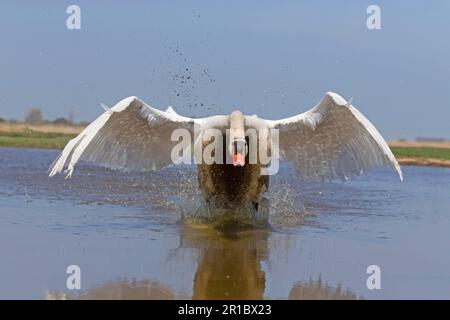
left=257, top=92, right=402, bottom=181
left=49, top=96, right=228, bottom=178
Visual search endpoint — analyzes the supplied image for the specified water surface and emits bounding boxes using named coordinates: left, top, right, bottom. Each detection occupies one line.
left=0, top=147, right=449, bottom=299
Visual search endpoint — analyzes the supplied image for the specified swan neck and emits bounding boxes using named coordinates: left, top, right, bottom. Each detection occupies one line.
left=230, top=111, right=245, bottom=141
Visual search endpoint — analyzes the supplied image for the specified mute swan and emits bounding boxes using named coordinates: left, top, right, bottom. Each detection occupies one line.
left=49, top=92, right=402, bottom=211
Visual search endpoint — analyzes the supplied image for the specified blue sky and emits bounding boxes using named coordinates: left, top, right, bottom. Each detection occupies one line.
left=0, top=0, right=449, bottom=139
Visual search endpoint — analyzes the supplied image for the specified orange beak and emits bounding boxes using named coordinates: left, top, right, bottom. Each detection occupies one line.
left=233, top=152, right=245, bottom=167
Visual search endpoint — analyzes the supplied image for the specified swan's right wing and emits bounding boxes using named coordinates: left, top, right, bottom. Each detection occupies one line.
left=49, top=96, right=228, bottom=178
left=259, top=92, right=402, bottom=181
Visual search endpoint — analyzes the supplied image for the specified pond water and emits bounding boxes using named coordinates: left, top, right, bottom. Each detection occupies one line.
left=0, top=147, right=449, bottom=299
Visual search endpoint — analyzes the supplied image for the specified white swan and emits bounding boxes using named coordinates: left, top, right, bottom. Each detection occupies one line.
left=49, top=92, right=402, bottom=210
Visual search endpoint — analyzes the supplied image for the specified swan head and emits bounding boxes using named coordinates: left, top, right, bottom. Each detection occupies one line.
left=231, top=138, right=247, bottom=167
left=229, top=111, right=246, bottom=166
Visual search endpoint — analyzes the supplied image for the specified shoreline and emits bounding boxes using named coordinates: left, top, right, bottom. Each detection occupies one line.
left=395, top=157, right=450, bottom=168
left=1, top=145, right=449, bottom=170
left=1, top=124, right=450, bottom=169
left=389, top=140, right=450, bottom=168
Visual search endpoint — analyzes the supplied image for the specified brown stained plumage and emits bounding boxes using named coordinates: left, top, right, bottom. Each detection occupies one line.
left=197, top=135, right=269, bottom=209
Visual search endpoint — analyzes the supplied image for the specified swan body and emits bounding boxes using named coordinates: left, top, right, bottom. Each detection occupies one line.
left=49, top=92, right=402, bottom=211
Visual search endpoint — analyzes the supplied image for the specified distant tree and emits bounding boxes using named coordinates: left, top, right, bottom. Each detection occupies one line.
left=0, top=117, right=5, bottom=123
left=77, top=121, right=89, bottom=128
left=67, top=111, right=75, bottom=125
left=52, top=117, right=70, bottom=125
left=25, top=108, right=43, bottom=125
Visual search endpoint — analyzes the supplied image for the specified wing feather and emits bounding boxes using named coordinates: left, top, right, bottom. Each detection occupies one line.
left=48, top=96, right=225, bottom=178
left=257, top=92, right=402, bottom=181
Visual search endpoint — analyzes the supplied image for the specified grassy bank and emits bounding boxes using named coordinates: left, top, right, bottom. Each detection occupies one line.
left=0, top=127, right=77, bottom=149
left=1, top=125, right=450, bottom=168
left=390, top=146, right=450, bottom=161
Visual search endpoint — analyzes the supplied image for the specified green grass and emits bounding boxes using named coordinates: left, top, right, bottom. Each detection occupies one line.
left=391, top=146, right=450, bottom=161
left=0, top=129, right=76, bottom=149
left=1, top=129, right=450, bottom=162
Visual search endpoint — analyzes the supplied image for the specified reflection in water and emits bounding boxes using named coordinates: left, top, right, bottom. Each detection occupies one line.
left=46, top=279, right=183, bottom=300
left=185, top=225, right=268, bottom=299
left=46, top=224, right=358, bottom=300
left=288, top=280, right=359, bottom=300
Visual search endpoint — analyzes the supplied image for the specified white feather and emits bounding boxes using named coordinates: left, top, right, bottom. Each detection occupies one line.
left=48, top=96, right=228, bottom=178
left=49, top=92, right=401, bottom=184
left=248, top=91, right=403, bottom=181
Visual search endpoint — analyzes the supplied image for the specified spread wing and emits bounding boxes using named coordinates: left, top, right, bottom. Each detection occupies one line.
left=255, top=92, right=402, bottom=181
left=48, top=96, right=228, bottom=178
